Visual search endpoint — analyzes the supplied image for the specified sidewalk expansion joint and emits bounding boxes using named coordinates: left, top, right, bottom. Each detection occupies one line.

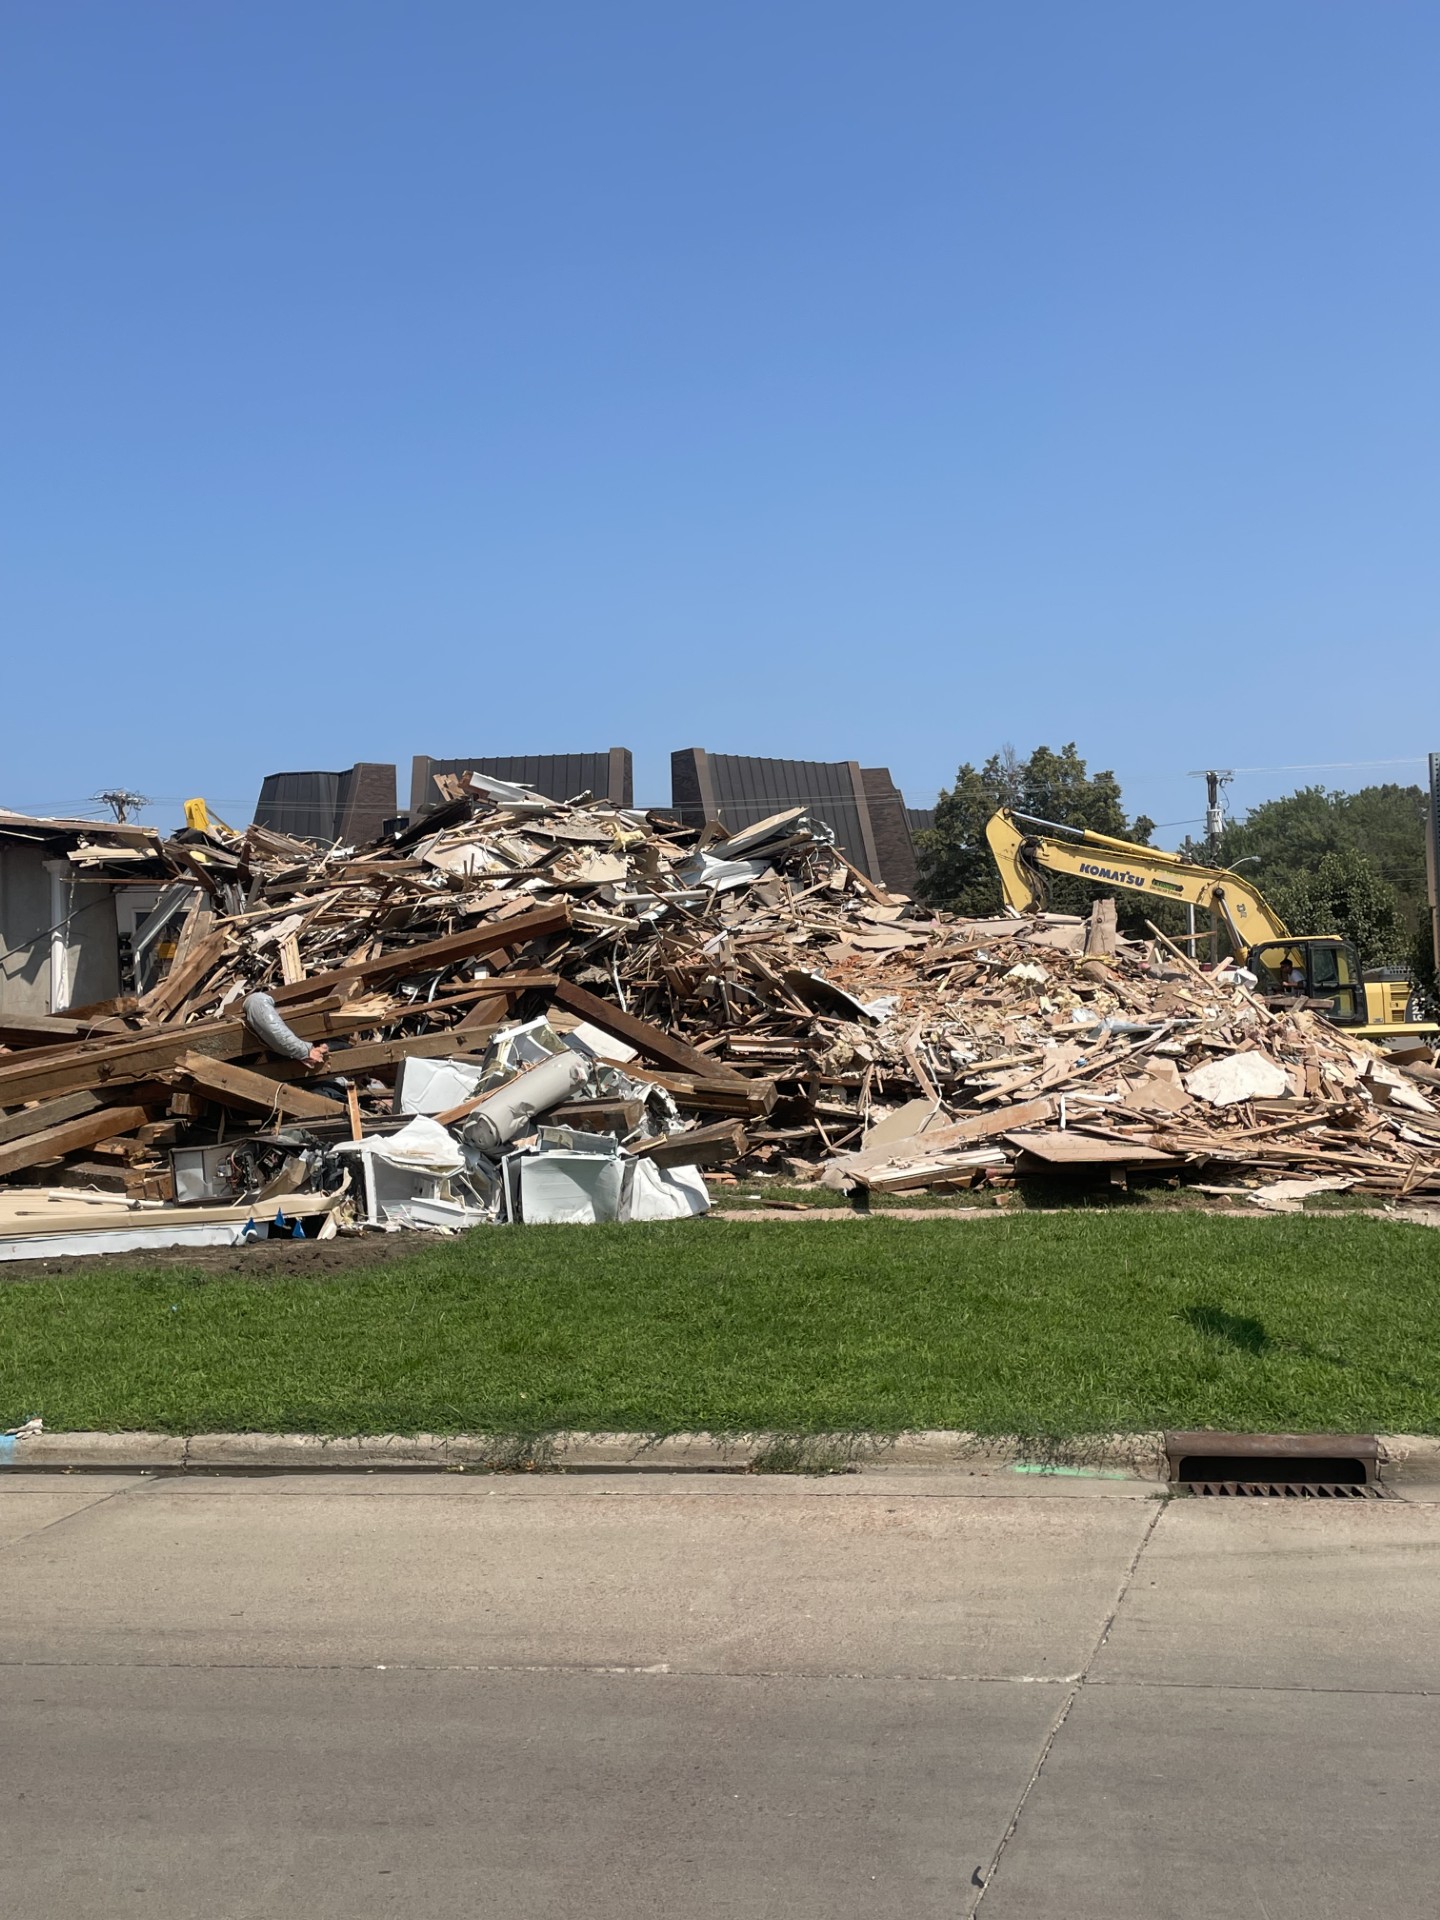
left=969, top=1499, right=1165, bottom=1914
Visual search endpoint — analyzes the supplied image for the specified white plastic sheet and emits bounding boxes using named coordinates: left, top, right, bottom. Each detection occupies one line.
left=621, top=1159, right=710, bottom=1220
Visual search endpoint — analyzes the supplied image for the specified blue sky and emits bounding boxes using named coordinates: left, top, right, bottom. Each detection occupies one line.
left=2, top=2, right=1437, bottom=840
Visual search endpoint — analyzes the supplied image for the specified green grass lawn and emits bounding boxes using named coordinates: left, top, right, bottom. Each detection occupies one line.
left=3, top=1213, right=1439, bottom=1438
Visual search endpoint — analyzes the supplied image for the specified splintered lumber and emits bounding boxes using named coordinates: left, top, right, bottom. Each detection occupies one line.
left=612, top=1065, right=778, bottom=1117
left=854, top=1147, right=1008, bottom=1193
left=1005, top=1129, right=1184, bottom=1167
left=258, top=1026, right=504, bottom=1082
left=172, top=1053, right=345, bottom=1122
left=0, top=1013, right=131, bottom=1048
left=268, top=904, right=573, bottom=1004
left=550, top=978, right=748, bottom=1084
left=138, top=928, right=229, bottom=1021
left=634, top=1120, right=748, bottom=1167
left=0, top=1006, right=370, bottom=1108
left=0, top=1090, right=106, bottom=1147
left=5, top=770, right=1436, bottom=1215
left=836, top=1098, right=1058, bottom=1180
left=0, top=1104, right=153, bottom=1179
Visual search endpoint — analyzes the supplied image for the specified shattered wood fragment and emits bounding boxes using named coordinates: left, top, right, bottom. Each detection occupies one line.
left=551, top=977, right=748, bottom=1084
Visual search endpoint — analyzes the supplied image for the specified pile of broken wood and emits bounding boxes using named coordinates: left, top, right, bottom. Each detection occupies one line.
left=3, top=770, right=1439, bottom=1238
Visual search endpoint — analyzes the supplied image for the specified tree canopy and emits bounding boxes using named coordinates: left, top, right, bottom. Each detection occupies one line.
left=915, top=743, right=1155, bottom=920
left=1197, top=784, right=1428, bottom=975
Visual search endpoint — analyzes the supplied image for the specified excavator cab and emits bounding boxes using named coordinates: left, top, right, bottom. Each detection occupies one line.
left=1247, top=938, right=1363, bottom=1026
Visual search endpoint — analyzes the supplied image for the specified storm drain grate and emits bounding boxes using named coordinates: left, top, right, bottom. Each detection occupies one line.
left=1165, top=1432, right=1384, bottom=1499
left=1185, top=1478, right=1381, bottom=1499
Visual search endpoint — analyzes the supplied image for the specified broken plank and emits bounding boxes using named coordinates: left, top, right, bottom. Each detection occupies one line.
left=257, top=1027, right=504, bottom=1082
left=1005, top=1129, right=1184, bottom=1166
left=139, top=928, right=230, bottom=1021
left=632, top=1120, right=748, bottom=1167
left=268, top=904, right=573, bottom=1004
left=547, top=1098, right=646, bottom=1136
left=0, top=1005, right=370, bottom=1108
left=1084, top=897, right=1119, bottom=958
left=853, top=1097, right=1058, bottom=1170
left=0, top=1013, right=133, bottom=1048
left=609, top=1064, right=778, bottom=1117
left=172, top=1052, right=346, bottom=1121
left=550, top=977, right=747, bottom=1084
left=856, top=1148, right=1008, bottom=1193
left=0, top=1089, right=106, bottom=1147
left=0, top=1104, right=153, bottom=1179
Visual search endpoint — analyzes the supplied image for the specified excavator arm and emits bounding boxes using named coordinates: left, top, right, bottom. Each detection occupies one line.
left=984, top=809, right=1292, bottom=953
left=984, top=809, right=1436, bottom=1045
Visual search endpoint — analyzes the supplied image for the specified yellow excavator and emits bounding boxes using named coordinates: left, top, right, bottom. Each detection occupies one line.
left=985, top=808, right=1436, bottom=1046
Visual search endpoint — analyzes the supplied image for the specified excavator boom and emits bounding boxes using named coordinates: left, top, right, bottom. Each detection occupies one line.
left=984, top=808, right=1436, bottom=1044
left=985, top=809, right=1291, bottom=950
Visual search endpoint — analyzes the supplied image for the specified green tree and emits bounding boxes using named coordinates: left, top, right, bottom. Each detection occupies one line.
left=1266, top=848, right=1408, bottom=970
left=916, top=743, right=1156, bottom=919
left=1191, top=783, right=1427, bottom=975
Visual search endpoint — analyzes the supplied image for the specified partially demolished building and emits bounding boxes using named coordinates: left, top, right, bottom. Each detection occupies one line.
left=3, top=768, right=1440, bottom=1260
left=410, top=750, right=634, bottom=818
left=670, top=747, right=921, bottom=893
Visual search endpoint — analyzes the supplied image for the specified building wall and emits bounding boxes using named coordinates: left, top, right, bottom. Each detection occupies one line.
left=0, top=842, right=53, bottom=1015
left=253, top=764, right=397, bottom=844
left=670, top=749, right=882, bottom=880
left=254, top=770, right=342, bottom=842
left=335, top=763, right=398, bottom=843
left=0, top=846, right=119, bottom=1015
left=410, top=751, right=633, bottom=815
left=60, top=879, right=120, bottom=1010
left=860, top=767, right=919, bottom=896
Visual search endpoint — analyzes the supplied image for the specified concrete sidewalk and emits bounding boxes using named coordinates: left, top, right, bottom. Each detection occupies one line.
left=1, top=1466, right=1437, bottom=1917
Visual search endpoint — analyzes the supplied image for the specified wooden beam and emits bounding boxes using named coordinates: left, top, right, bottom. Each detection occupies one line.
left=549, top=977, right=747, bottom=1085
left=268, top=904, right=572, bottom=1004
left=256, top=1026, right=503, bottom=1082
left=172, top=1052, right=345, bottom=1122
left=0, top=1013, right=133, bottom=1049
left=633, top=1120, right=748, bottom=1166
left=0, top=1089, right=105, bottom=1147
left=0, top=1105, right=152, bottom=1179
left=604, top=1063, right=777, bottom=1117
left=0, top=1004, right=370, bottom=1108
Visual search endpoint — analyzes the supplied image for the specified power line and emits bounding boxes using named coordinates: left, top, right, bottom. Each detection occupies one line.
left=1225, top=756, right=1427, bottom=777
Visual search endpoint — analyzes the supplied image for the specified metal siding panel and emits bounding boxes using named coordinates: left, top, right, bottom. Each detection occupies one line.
left=254, top=771, right=342, bottom=841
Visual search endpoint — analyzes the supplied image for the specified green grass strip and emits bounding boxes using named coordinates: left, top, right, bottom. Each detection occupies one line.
left=3, top=1214, right=1439, bottom=1438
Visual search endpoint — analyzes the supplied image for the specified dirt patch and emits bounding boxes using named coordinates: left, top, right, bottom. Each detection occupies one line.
left=0, top=1231, right=424, bottom=1285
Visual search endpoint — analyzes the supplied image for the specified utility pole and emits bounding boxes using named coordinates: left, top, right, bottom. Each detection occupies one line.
left=93, top=789, right=149, bottom=824
left=1188, top=767, right=1234, bottom=859
left=1186, top=768, right=1234, bottom=962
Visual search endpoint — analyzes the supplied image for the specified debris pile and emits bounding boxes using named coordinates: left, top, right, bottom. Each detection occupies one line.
left=2, top=772, right=1438, bottom=1256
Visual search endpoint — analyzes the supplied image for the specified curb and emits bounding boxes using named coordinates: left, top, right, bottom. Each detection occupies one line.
left=0, top=1428, right=1169, bottom=1476
left=5, top=1430, right=1436, bottom=1477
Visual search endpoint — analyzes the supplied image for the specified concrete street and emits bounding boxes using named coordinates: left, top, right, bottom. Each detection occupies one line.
left=2, top=1465, right=1438, bottom=1917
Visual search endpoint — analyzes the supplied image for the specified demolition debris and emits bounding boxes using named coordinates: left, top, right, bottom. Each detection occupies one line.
left=2, top=772, right=1439, bottom=1257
